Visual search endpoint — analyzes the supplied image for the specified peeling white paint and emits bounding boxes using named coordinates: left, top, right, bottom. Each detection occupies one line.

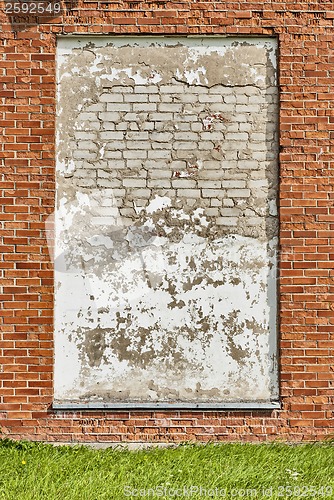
left=146, top=196, right=172, bottom=214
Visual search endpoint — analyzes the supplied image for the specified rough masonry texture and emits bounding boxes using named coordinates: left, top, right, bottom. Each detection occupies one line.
left=1, top=1, right=334, bottom=442
left=55, top=37, right=279, bottom=407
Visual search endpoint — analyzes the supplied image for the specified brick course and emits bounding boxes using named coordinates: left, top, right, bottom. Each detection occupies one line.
left=1, top=1, right=334, bottom=442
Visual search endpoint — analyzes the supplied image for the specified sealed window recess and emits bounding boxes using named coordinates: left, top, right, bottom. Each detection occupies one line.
left=53, top=36, right=279, bottom=410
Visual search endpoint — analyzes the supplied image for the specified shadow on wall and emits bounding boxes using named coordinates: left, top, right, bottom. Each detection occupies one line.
left=264, top=47, right=280, bottom=402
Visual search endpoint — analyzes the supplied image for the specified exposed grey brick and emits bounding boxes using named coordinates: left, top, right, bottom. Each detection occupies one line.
left=134, top=85, right=159, bottom=94
left=147, top=180, right=171, bottom=188
left=111, top=86, right=134, bottom=93
left=222, top=180, right=247, bottom=188
left=216, top=217, right=238, bottom=226
left=62, top=56, right=278, bottom=244
left=104, top=159, right=126, bottom=169
left=126, top=132, right=149, bottom=140
left=224, top=95, right=237, bottom=104
left=99, top=112, right=120, bottom=122
left=227, top=189, right=251, bottom=198
left=174, top=123, right=191, bottom=131
left=78, top=112, right=97, bottom=121
left=149, top=169, right=172, bottom=179
left=101, top=132, right=124, bottom=140
left=191, top=123, right=204, bottom=132
left=222, top=199, right=235, bottom=207
left=143, top=160, right=169, bottom=169
left=125, top=94, right=148, bottom=102
left=202, top=160, right=223, bottom=170
left=115, top=123, right=128, bottom=131
left=123, top=178, right=147, bottom=188
left=102, top=122, right=116, bottom=131
left=174, top=113, right=198, bottom=122
left=126, top=141, right=150, bottom=150
left=170, top=160, right=187, bottom=169
left=174, top=132, right=198, bottom=141
left=100, top=93, right=124, bottom=102
left=124, top=112, right=140, bottom=121
left=234, top=94, right=248, bottom=104
left=142, top=122, right=155, bottom=131
left=126, top=160, right=145, bottom=169
left=178, top=94, right=198, bottom=103
left=205, top=208, right=219, bottom=216
left=129, top=123, right=139, bottom=131
left=176, top=189, right=201, bottom=198
left=197, top=170, right=223, bottom=180
left=74, top=131, right=97, bottom=140
left=173, top=142, right=197, bottom=150
left=202, top=189, right=223, bottom=198
left=249, top=179, right=268, bottom=188
left=112, top=188, right=126, bottom=197
left=159, top=103, right=183, bottom=112
left=210, top=198, right=222, bottom=207
left=127, top=188, right=151, bottom=198
left=250, top=133, right=267, bottom=142
left=85, top=103, right=104, bottom=112
left=133, top=103, right=157, bottom=112
left=150, top=132, right=173, bottom=142
left=237, top=160, right=259, bottom=170
left=198, top=180, right=221, bottom=188
left=151, top=142, right=172, bottom=150
left=160, top=85, right=185, bottom=94
left=77, top=140, right=96, bottom=149
left=123, top=151, right=147, bottom=159
left=107, top=103, right=131, bottom=112
left=172, top=179, right=197, bottom=189
left=220, top=208, right=240, bottom=216
left=235, top=104, right=260, bottom=113
left=225, top=132, right=249, bottom=141
left=77, top=179, right=96, bottom=188
left=149, top=112, right=173, bottom=121
left=247, top=217, right=263, bottom=226
left=106, top=141, right=126, bottom=150
left=149, top=95, right=161, bottom=103
left=199, top=94, right=223, bottom=103
left=198, top=141, right=214, bottom=150
left=148, top=150, right=172, bottom=159
left=73, top=150, right=97, bottom=160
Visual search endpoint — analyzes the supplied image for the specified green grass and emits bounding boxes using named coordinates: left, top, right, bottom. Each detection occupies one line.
left=0, top=439, right=333, bottom=499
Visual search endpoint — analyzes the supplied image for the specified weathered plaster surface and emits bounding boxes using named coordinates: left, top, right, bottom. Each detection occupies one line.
left=54, top=37, right=278, bottom=405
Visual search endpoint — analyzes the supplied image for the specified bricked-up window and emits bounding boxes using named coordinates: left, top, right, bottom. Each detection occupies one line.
left=53, top=37, right=279, bottom=409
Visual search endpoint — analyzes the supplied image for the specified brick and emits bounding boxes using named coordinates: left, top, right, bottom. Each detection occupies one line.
left=123, top=178, right=147, bottom=188
left=176, top=189, right=201, bottom=198
left=198, top=180, right=222, bottom=188
left=124, top=94, right=148, bottom=103
left=149, top=170, right=172, bottom=179
left=149, top=112, right=173, bottom=121
left=1, top=6, right=333, bottom=445
left=106, top=103, right=131, bottom=112
left=133, top=103, right=157, bottom=112
left=216, top=217, right=238, bottom=226
left=202, top=189, right=223, bottom=198
left=222, top=180, right=246, bottom=188
left=147, top=180, right=171, bottom=188
left=100, top=93, right=124, bottom=103
left=171, top=179, right=197, bottom=188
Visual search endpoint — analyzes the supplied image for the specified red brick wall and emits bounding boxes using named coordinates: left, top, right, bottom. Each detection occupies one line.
left=1, top=1, right=334, bottom=443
